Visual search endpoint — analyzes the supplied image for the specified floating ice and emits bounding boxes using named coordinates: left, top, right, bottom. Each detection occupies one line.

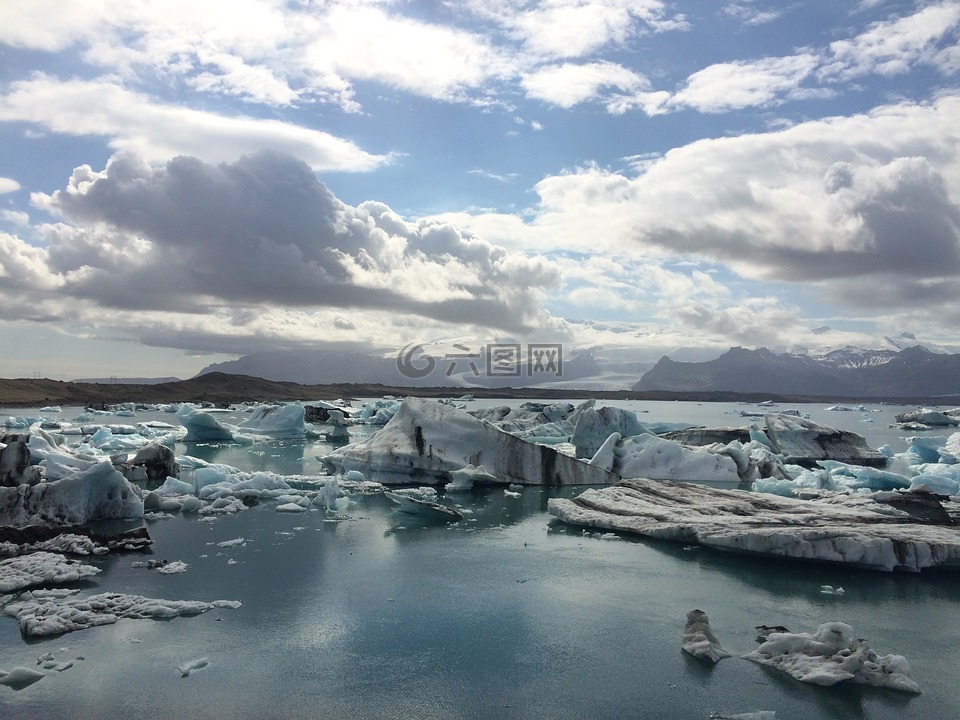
left=177, top=657, right=209, bottom=678
left=445, top=463, right=498, bottom=492
left=384, top=491, right=463, bottom=521
left=0, top=460, right=143, bottom=526
left=276, top=502, right=307, bottom=513
left=0, top=666, right=46, bottom=689
left=324, top=397, right=616, bottom=486
left=0, top=551, right=101, bottom=593
left=4, top=591, right=240, bottom=637
left=744, top=622, right=921, bottom=693
left=895, top=409, right=959, bottom=427
left=178, top=408, right=235, bottom=443
left=589, top=433, right=742, bottom=487
left=682, top=609, right=730, bottom=663
left=548, top=479, right=960, bottom=572
left=571, top=403, right=649, bottom=459
left=238, top=404, right=306, bottom=437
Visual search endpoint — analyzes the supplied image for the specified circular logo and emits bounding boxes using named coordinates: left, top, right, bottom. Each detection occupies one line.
left=396, top=343, right=436, bottom=379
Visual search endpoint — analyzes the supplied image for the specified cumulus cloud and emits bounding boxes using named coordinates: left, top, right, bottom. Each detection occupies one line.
left=0, top=76, right=387, bottom=171
left=821, top=2, right=960, bottom=80
left=0, top=151, right=560, bottom=348
left=522, top=61, right=651, bottom=108
left=670, top=54, right=820, bottom=112
left=0, top=177, right=21, bottom=194
left=438, top=94, right=960, bottom=330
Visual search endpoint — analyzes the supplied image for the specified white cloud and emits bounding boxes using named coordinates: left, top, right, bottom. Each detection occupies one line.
left=723, top=2, right=782, bottom=26
left=0, top=177, right=21, bottom=194
left=0, top=76, right=388, bottom=171
left=522, top=61, right=650, bottom=108
left=2, top=151, right=561, bottom=339
left=301, top=6, right=515, bottom=103
left=430, top=94, right=960, bottom=337
left=821, top=2, right=960, bottom=80
left=670, top=53, right=820, bottom=112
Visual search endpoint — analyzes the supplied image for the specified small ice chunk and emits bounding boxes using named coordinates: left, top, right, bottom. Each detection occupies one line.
left=0, top=666, right=46, bottom=689
left=276, top=503, right=306, bottom=513
left=176, top=657, right=209, bottom=677
left=157, top=561, right=189, bottom=574
left=682, top=609, right=730, bottom=663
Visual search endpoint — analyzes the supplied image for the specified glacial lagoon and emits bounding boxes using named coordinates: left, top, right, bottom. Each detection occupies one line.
left=2, top=400, right=960, bottom=719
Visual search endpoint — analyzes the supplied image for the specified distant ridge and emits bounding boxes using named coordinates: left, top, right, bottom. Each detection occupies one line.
left=2, top=370, right=958, bottom=409
left=634, top=346, right=960, bottom=398
left=72, top=376, right=182, bottom=385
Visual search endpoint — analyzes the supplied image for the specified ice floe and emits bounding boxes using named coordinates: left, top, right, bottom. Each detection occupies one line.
left=0, top=551, right=101, bottom=593
left=548, top=478, right=960, bottom=572
left=744, top=621, right=921, bottom=693
left=384, top=490, right=463, bottom=521
left=0, top=666, right=46, bottom=689
left=3, top=592, right=240, bottom=637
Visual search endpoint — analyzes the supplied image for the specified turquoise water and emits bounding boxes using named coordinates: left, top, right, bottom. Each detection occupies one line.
left=1, top=400, right=958, bottom=719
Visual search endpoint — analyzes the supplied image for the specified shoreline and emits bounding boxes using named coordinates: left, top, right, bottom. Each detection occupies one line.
left=2, top=372, right=959, bottom=409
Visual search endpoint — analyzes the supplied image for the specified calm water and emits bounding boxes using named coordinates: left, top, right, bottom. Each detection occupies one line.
left=2, top=399, right=959, bottom=719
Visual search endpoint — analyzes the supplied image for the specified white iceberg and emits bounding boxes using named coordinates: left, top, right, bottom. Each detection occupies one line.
left=0, top=551, right=101, bottom=593
left=588, top=433, right=742, bottom=487
left=682, top=609, right=730, bottom=663
left=744, top=621, right=921, bottom=693
left=323, top=397, right=616, bottom=486
left=3, top=591, right=240, bottom=637
left=547, top=479, right=960, bottom=572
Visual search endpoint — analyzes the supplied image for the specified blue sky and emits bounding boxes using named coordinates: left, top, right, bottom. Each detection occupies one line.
left=1, top=0, right=959, bottom=380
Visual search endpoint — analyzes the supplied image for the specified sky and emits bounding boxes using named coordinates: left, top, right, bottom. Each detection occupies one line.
left=1, top=0, right=959, bottom=381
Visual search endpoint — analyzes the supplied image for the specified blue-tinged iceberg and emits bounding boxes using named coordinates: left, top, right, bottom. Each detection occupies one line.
left=323, top=397, right=617, bottom=486
left=0, top=460, right=143, bottom=526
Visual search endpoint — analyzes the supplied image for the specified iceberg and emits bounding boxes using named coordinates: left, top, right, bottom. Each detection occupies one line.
left=384, top=490, right=464, bottom=521
left=587, top=432, right=742, bottom=487
left=571, top=403, right=649, bottom=458
left=547, top=479, right=960, bottom=572
left=323, top=397, right=617, bottom=486
left=744, top=622, right=921, bottom=693
left=178, top=408, right=235, bottom=442
left=3, top=591, right=240, bottom=637
left=0, top=460, right=143, bottom=526
left=895, top=409, right=959, bottom=427
left=0, top=551, right=101, bottom=593
left=664, top=414, right=886, bottom=467
left=0, top=666, right=46, bottom=690
left=682, top=609, right=730, bottom=663
left=238, top=403, right=306, bottom=437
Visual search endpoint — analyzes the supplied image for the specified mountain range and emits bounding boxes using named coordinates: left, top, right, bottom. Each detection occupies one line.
left=633, top=346, right=960, bottom=398
left=191, top=342, right=960, bottom=399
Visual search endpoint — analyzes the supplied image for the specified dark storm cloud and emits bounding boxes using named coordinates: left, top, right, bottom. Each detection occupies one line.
left=32, top=150, right=557, bottom=332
